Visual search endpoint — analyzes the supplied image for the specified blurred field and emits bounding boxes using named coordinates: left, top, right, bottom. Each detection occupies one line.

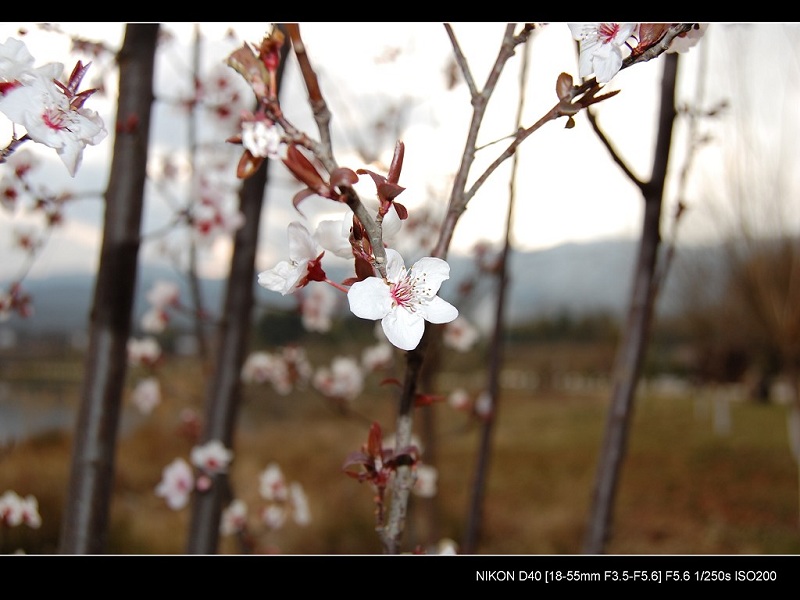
left=1, top=340, right=799, bottom=555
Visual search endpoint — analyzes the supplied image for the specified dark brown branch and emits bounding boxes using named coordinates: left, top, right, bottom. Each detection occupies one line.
left=585, top=109, right=646, bottom=189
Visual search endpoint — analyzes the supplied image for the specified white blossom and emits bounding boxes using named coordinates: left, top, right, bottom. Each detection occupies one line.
left=568, top=23, right=638, bottom=83
left=259, top=462, right=289, bottom=502
left=220, top=499, right=248, bottom=536
left=155, top=458, right=194, bottom=510
left=131, top=377, right=161, bottom=415
left=347, top=248, right=458, bottom=351
left=241, top=118, right=282, bottom=159
left=0, top=72, right=107, bottom=176
left=313, top=356, right=364, bottom=401
left=190, top=439, right=234, bottom=475
left=258, top=222, right=324, bottom=295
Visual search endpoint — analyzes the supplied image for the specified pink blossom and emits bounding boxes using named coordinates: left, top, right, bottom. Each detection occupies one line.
left=313, top=356, right=364, bottom=401
left=412, top=464, right=438, bottom=498
left=261, top=504, right=287, bottom=530
left=146, top=279, right=181, bottom=308
left=443, top=316, right=480, bottom=352
left=0, top=490, right=41, bottom=528
left=448, top=388, right=471, bottom=411
left=131, top=377, right=161, bottom=415
left=301, top=283, right=338, bottom=333
left=258, top=222, right=325, bottom=295
left=241, top=117, right=282, bottom=159
left=127, top=337, right=162, bottom=367
left=361, top=341, right=394, bottom=372
left=569, top=23, right=638, bottom=83
left=190, top=439, right=234, bottom=475
left=667, top=23, right=708, bottom=54
left=220, top=499, right=248, bottom=536
left=155, top=458, right=194, bottom=510
left=0, top=70, right=107, bottom=176
left=475, top=390, right=493, bottom=419
left=140, top=307, right=168, bottom=334
left=259, top=463, right=289, bottom=502
left=0, top=37, right=62, bottom=92
left=290, top=482, right=311, bottom=526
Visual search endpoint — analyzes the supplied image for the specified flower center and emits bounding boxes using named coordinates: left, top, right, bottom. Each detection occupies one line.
left=389, top=267, right=432, bottom=311
left=42, top=107, right=68, bottom=131
left=597, top=23, right=620, bottom=44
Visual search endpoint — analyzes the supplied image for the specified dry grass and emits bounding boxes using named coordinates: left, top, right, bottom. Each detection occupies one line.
left=1, top=346, right=799, bottom=555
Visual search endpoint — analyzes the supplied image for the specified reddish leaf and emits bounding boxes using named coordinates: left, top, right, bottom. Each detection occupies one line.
left=392, top=202, right=408, bottom=220
left=331, top=167, right=359, bottom=188
left=291, top=188, right=316, bottom=213
left=283, top=144, right=326, bottom=189
left=367, top=422, right=383, bottom=458
left=355, top=168, right=385, bottom=189
left=387, top=140, right=404, bottom=183
left=414, top=393, right=445, bottom=407
left=636, top=23, right=672, bottom=54
left=236, top=150, right=264, bottom=179
left=377, top=181, right=405, bottom=202
left=380, top=378, right=402, bottom=387
left=354, top=254, right=376, bottom=282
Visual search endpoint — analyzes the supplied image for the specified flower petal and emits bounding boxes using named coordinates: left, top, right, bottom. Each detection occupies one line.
left=348, top=277, right=393, bottom=320
left=418, top=295, right=458, bottom=324
left=383, top=248, right=405, bottom=281
left=258, top=261, right=302, bottom=295
left=381, top=306, right=425, bottom=351
left=287, top=221, right=319, bottom=263
left=409, top=257, right=450, bottom=294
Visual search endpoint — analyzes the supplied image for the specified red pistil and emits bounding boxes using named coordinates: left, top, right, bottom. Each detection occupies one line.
left=598, top=23, right=620, bottom=44
left=42, top=108, right=67, bottom=131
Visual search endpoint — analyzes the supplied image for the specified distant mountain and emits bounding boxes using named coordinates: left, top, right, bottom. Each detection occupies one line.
left=1, top=238, right=725, bottom=338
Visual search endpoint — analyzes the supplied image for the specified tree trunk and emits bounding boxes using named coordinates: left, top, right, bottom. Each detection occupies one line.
left=185, top=36, right=290, bottom=554
left=582, top=53, right=680, bottom=555
left=59, top=24, right=159, bottom=554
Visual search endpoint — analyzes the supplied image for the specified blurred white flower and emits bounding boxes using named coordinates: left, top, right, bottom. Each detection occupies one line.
left=190, top=439, right=234, bottom=475
left=131, top=376, right=160, bottom=415
left=0, top=490, right=41, bottom=528
left=362, top=341, right=394, bottom=372
left=127, top=337, right=162, bottom=367
left=301, top=283, right=338, bottom=333
left=220, top=499, right=248, bottom=536
left=259, top=462, right=289, bottom=502
left=413, top=464, right=438, bottom=498
left=443, top=316, right=480, bottom=352
left=448, top=388, right=471, bottom=411
left=313, top=356, right=364, bottom=401
left=290, top=482, right=311, bottom=526
left=155, top=458, right=194, bottom=510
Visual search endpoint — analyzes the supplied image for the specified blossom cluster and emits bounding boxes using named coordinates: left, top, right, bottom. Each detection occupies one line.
left=219, top=462, right=311, bottom=539
left=241, top=346, right=313, bottom=395
left=0, top=490, right=41, bottom=528
left=155, top=439, right=234, bottom=510
left=569, top=23, right=707, bottom=84
left=0, top=37, right=107, bottom=176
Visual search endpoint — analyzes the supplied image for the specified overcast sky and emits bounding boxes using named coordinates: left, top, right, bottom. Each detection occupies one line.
left=1, top=22, right=798, bottom=283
